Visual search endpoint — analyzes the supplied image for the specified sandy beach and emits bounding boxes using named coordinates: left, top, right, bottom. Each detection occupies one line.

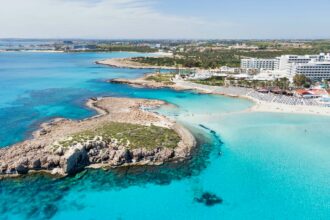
left=176, top=80, right=330, bottom=116
left=248, top=100, right=330, bottom=116
left=106, top=71, right=330, bottom=117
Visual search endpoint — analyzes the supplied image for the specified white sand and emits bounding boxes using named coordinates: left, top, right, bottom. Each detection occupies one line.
left=174, top=79, right=330, bottom=116
left=249, top=100, right=330, bottom=116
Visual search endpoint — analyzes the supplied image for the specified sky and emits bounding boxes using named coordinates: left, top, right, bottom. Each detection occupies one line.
left=0, top=0, right=330, bottom=39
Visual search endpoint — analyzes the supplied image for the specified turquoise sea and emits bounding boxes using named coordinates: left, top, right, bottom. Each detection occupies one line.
left=0, top=52, right=329, bottom=220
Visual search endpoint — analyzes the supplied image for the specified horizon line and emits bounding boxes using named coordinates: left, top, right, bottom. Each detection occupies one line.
left=1, top=37, right=330, bottom=41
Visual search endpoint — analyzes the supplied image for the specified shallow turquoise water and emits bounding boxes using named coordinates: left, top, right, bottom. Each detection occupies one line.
left=0, top=52, right=329, bottom=220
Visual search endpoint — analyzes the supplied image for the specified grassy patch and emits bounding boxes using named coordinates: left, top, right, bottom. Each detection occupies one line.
left=191, top=76, right=225, bottom=86
left=145, top=73, right=175, bottom=85
left=132, top=57, right=180, bottom=67
left=57, top=122, right=180, bottom=150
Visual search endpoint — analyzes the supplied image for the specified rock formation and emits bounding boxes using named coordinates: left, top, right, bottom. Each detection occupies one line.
left=0, top=97, right=195, bottom=177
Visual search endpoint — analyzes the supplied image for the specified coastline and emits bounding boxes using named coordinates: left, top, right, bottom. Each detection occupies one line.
left=109, top=73, right=183, bottom=90
left=0, top=97, right=196, bottom=178
left=247, top=99, right=330, bottom=116
left=107, top=72, right=330, bottom=117
left=174, top=80, right=330, bottom=116
left=96, top=57, right=179, bottom=70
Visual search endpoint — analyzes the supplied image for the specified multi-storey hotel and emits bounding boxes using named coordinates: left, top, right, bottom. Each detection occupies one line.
left=241, top=58, right=277, bottom=70
left=276, top=53, right=329, bottom=70
left=285, top=53, right=330, bottom=80
left=241, top=53, right=330, bottom=81
left=290, top=61, right=330, bottom=81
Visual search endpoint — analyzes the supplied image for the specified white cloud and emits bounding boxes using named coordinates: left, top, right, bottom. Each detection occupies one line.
left=0, top=0, right=233, bottom=38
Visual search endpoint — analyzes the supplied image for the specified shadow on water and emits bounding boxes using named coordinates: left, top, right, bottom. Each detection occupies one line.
left=0, top=125, right=224, bottom=219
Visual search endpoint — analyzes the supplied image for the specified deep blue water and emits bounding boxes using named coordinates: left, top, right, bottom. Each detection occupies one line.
left=0, top=52, right=329, bottom=220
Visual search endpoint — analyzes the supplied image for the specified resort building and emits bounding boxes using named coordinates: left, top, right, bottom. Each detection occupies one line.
left=279, top=53, right=330, bottom=81
left=275, top=53, right=330, bottom=71
left=241, top=58, right=277, bottom=70
left=219, top=66, right=240, bottom=74
left=241, top=53, right=330, bottom=81
left=290, top=61, right=330, bottom=81
left=252, top=70, right=290, bottom=81
left=275, top=55, right=316, bottom=70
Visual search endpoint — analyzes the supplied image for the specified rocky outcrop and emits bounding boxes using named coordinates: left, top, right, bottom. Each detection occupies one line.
left=0, top=97, right=196, bottom=178
left=0, top=136, right=185, bottom=176
left=61, top=144, right=89, bottom=175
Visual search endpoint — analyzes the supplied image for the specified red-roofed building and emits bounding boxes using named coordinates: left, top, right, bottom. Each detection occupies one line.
left=294, top=89, right=328, bottom=98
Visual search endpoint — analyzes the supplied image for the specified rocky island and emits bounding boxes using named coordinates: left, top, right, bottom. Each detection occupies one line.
left=0, top=97, right=195, bottom=178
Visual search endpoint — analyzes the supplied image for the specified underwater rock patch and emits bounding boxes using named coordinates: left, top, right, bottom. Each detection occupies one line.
left=194, top=192, right=223, bottom=206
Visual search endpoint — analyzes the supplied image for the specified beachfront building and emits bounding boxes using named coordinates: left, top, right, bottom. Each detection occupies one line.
left=241, top=58, right=277, bottom=70
left=274, top=53, right=330, bottom=77
left=277, top=53, right=330, bottom=81
left=252, top=70, right=290, bottom=81
left=275, top=54, right=317, bottom=71
left=275, top=53, right=330, bottom=69
left=294, top=88, right=329, bottom=98
left=219, top=66, right=240, bottom=74
left=241, top=53, right=330, bottom=81
left=290, top=61, right=330, bottom=81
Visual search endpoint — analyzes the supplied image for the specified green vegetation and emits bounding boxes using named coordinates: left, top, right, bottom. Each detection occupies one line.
left=191, top=76, right=290, bottom=90
left=191, top=76, right=225, bottom=86
left=244, top=40, right=330, bottom=51
left=238, top=48, right=323, bottom=58
left=131, top=42, right=330, bottom=69
left=309, top=40, right=330, bottom=51
left=133, top=50, right=240, bottom=68
left=145, top=73, right=175, bottom=85
left=293, top=74, right=312, bottom=88
left=233, top=78, right=290, bottom=90
left=226, top=78, right=290, bottom=90
left=57, top=122, right=180, bottom=150
left=132, top=57, right=181, bottom=67
left=196, top=76, right=288, bottom=89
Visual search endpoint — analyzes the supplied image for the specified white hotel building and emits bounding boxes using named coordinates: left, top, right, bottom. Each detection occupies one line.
left=241, top=53, right=330, bottom=81
left=241, top=58, right=277, bottom=70
left=290, top=61, right=330, bottom=81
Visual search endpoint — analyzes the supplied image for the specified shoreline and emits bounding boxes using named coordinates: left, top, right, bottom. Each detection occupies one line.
left=247, top=99, right=330, bottom=116
left=107, top=72, right=330, bottom=117
left=96, top=57, right=179, bottom=70
left=0, top=97, right=196, bottom=179
left=174, top=80, right=330, bottom=116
